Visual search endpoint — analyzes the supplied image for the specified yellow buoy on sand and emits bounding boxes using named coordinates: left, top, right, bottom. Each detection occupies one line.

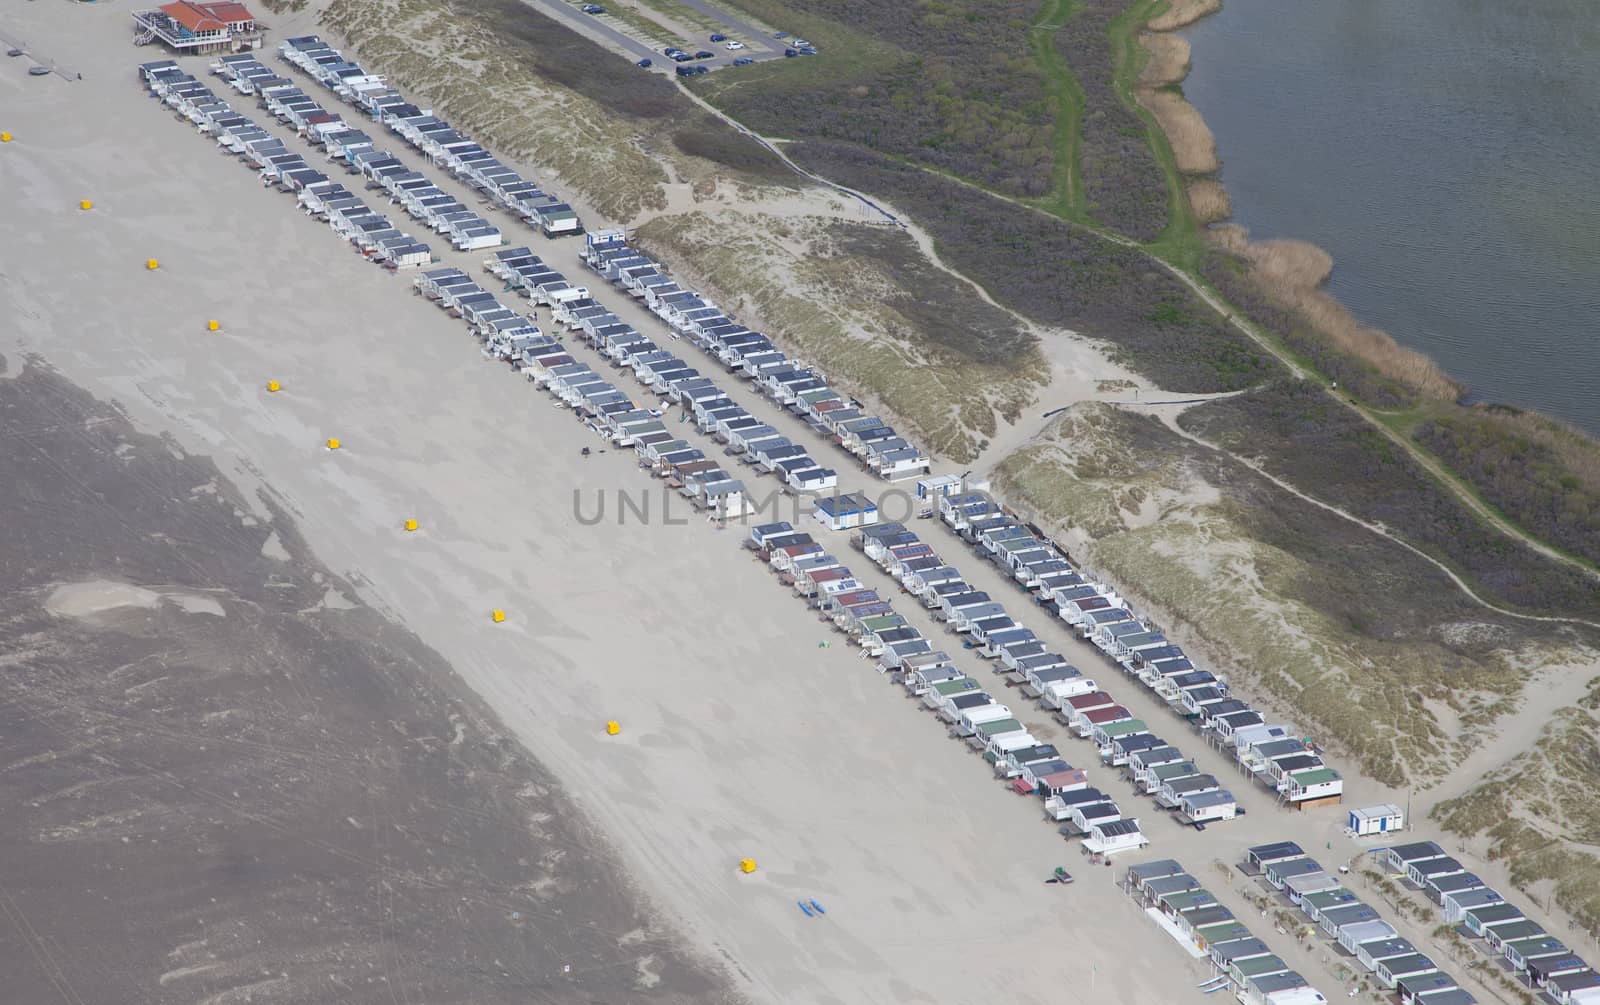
left=266, top=380, right=281, bottom=392
left=492, top=608, right=506, bottom=623
left=325, top=437, right=341, bottom=450
left=207, top=319, right=220, bottom=331
left=145, top=258, right=159, bottom=270
left=606, top=721, right=621, bottom=736
left=739, top=858, right=758, bottom=874
left=80, top=199, right=92, bottom=211
left=404, top=518, right=419, bottom=532
left=1, top=132, right=12, bottom=143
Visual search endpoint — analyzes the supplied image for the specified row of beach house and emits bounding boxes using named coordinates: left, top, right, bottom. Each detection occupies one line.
left=579, top=231, right=933, bottom=483
left=140, top=62, right=800, bottom=519
left=844, top=510, right=1242, bottom=833
left=207, top=50, right=506, bottom=252
left=1376, top=841, right=1600, bottom=1003
left=935, top=487, right=1345, bottom=810
left=274, top=35, right=930, bottom=485
left=137, top=59, right=920, bottom=509
left=745, top=520, right=1151, bottom=857
left=137, top=59, right=436, bottom=267
left=1242, top=840, right=1493, bottom=1005
left=276, top=36, right=583, bottom=239
left=1126, top=857, right=1326, bottom=1005
left=139, top=55, right=820, bottom=522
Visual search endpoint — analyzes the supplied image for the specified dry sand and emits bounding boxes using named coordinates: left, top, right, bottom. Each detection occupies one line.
left=0, top=8, right=1192, bottom=1004
left=0, top=5, right=1582, bottom=1003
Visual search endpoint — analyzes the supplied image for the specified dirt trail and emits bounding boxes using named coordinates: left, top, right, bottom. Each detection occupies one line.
left=681, top=84, right=1600, bottom=587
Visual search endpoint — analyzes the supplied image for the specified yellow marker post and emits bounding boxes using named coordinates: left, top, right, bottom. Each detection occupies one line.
left=739, top=858, right=758, bottom=874
left=207, top=319, right=220, bottom=331
left=145, top=258, right=160, bottom=270
left=404, top=518, right=419, bottom=532
left=606, top=721, right=621, bottom=736
left=492, top=609, right=506, bottom=623
left=80, top=199, right=92, bottom=211
left=325, top=437, right=341, bottom=450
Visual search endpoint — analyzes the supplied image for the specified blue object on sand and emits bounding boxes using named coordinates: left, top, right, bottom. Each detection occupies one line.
left=809, top=899, right=826, bottom=915
left=797, top=900, right=815, bottom=917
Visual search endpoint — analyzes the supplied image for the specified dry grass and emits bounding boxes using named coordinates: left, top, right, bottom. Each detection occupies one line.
left=1137, top=32, right=1190, bottom=89
left=1146, top=0, right=1221, bottom=31
left=1228, top=239, right=1462, bottom=400
left=1137, top=88, right=1218, bottom=174
left=1187, top=179, right=1231, bottom=222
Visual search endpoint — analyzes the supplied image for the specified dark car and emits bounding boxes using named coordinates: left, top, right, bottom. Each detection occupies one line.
left=636, top=58, right=653, bottom=68
left=732, top=56, right=754, bottom=66
left=672, top=51, right=693, bottom=61
left=784, top=48, right=798, bottom=57
left=663, top=46, right=683, bottom=55
left=710, top=33, right=727, bottom=42
left=581, top=3, right=605, bottom=12
left=694, top=50, right=714, bottom=59
left=675, top=64, right=708, bottom=77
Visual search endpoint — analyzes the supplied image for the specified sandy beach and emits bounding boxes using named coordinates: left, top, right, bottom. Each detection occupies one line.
left=1, top=4, right=1589, bottom=1003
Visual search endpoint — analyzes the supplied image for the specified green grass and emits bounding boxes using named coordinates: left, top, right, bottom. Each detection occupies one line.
left=1026, top=0, right=1088, bottom=219
left=1108, top=0, right=1206, bottom=262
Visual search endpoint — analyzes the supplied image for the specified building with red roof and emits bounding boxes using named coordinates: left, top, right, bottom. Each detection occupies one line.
left=133, top=1, right=259, bottom=55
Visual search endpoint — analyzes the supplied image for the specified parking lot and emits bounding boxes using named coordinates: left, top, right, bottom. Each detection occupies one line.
left=525, top=0, right=816, bottom=75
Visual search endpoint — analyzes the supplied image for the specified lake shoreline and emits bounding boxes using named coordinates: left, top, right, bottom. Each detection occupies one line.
left=1135, top=1, right=1600, bottom=450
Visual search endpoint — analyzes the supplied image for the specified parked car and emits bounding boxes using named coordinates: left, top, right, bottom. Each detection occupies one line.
left=784, top=48, right=798, bottom=57
left=732, top=56, right=754, bottom=65
left=581, top=3, right=605, bottom=12
left=725, top=40, right=744, bottom=50
left=710, top=33, right=727, bottom=42
left=773, top=30, right=788, bottom=38
left=636, top=58, right=653, bottom=67
left=791, top=38, right=810, bottom=47
left=663, top=46, right=684, bottom=55
left=675, top=64, right=708, bottom=77
left=694, top=50, right=714, bottom=59
left=671, top=51, right=694, bottom=61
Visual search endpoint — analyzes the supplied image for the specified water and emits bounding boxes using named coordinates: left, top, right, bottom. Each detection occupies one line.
left=1179, top=0, right=1600, bottom=432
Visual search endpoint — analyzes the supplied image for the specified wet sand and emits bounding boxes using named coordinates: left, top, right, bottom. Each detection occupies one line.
left=0, top=360, right=728, bottom=1003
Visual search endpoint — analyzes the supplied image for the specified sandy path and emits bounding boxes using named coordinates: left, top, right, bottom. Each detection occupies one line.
left=0, top=8, right=1198, bottom=1003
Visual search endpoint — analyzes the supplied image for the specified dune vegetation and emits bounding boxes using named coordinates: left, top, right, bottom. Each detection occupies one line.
left=1179, top=381, right=1600, bottom=618
left=1414, top=407, right=1600, bottom=568
left=992, top=404, right=1571, bottom=786
left=1433, top=694, right=1600, bottom=936
left=635, top=213, right=1046, bottom=462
